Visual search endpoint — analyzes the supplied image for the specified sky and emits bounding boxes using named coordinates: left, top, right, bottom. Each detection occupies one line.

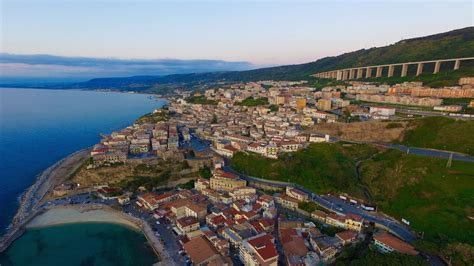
left=0, top=0, right=473, bottom=80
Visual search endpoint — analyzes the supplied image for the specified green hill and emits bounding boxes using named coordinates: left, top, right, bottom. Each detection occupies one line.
left=360, top=149, right=474, bottom=265
left=76, top=27, right=474, bottom=92
left=400, top=117, right=474, bottom=156
left=230, top=143, right=377, bottom=198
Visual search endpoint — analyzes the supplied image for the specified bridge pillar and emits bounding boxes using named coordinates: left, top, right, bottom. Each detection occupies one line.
left=454, top=59, right=460, bottom=70
left=433, top=61, right=441, bottom=74
left=357, top=68, right=363, bottom=79
left=365, top=67, right=372, bottom=78
left=342, top=70, right=349, bottom=80
left=336, top=70, right=343, bottom=80
left=416, top=63, right=424, bottom=76
left=388, top=65, right=395, bottom=77
left=401, top=64, right=408, bottom=77
left=349, top=69, right=355, bottom=79
left=376, top=66, right=383, bottom=78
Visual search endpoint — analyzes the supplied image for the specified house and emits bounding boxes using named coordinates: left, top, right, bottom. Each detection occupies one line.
left=210, top=169, right=247, bottom=192
left=183, top=236, right=229, bottom=265
left=369, top=106, right=396, bottom=118
left=279, top=228, right=309, bottom=265
left=239, top=234, right=279, bottom=266
left=229, top=186, right=257, bottom=200
left=373, top=232, right=418, bottom=256
left=285, top=187, right=309, bottom=202
left=177, top=216, right=200, bottom=234
left=344, top=214, right=364, bottom=232
left=310, top=235, right=341, bottom=263
left=194, top=178, right=210, bottom=192
left=137, top=192, right=178, bottom=210
left=275, top=193, right=299, bottom=211
left=336, top=230, right=358, bottom=246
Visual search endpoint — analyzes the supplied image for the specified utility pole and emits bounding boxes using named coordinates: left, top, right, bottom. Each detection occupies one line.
left=446, top=153, right=453, bottom=168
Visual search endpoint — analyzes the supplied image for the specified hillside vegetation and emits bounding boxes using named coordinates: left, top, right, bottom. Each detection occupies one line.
left=230, top=143, right=377, bottom=198
left=400, top=117, right=474, bottom=155
left=76, top=27, right=474, bottom=92
left=360, top=150, right=474, bottom=265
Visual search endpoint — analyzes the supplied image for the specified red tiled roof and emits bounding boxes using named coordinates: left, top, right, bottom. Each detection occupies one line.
left=183, top=236, right=220, bottom=264
left=374, top=233, right=418, bottom=256
left=177, top=216, right=199, bottom=227
left=247, top=234, right=278, bottom=261
left=336, top=230, right=357, bottom=241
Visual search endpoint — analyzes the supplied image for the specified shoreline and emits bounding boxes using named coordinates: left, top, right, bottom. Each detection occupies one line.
left=2, top=204, right=172, bottom=265
left=0, top=147, right=91, bottom=252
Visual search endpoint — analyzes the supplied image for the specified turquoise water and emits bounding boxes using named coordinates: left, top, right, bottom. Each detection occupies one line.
left=0, top=223, right=157, bottom=266
left=0, top=88, right=165, bottom=233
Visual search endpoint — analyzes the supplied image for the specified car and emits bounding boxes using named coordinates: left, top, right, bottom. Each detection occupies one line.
left=156, top=221, right=160, bottom=225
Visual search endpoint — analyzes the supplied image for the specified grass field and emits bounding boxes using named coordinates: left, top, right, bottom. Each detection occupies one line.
left=235, top=97, right=268, bottom=106
left=231, top=143, right=377, bottom=198
left=400, top=117, right=474, bottom=155
left=135, top=110, right=171, bottom=124
left=360, top=149, right=474, bottom=264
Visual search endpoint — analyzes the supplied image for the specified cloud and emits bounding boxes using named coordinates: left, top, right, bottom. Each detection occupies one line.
left=0, top=53, right=255, bottom=80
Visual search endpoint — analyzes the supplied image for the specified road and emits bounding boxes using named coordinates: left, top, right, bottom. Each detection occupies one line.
left=222, top=165, right=417, bottom=242
left=307, top=131, right=474, bottom=162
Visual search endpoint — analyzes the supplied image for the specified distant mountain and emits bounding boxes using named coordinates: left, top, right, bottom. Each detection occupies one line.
left=76, top=27, right=474, bottom=92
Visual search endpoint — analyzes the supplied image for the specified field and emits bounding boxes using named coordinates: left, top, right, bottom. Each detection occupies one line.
left=360, top=149, right=474, bottom=264
left=135, top=109, right=171, bottom=124
left=231, top=143, right=377, bottom=198
left=235, top=97, right=268, bottom=106
left=400, top=117, right=474, bottom=155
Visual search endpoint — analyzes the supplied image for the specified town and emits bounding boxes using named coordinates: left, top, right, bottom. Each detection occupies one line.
left=43, top=78, right=474, bottom=265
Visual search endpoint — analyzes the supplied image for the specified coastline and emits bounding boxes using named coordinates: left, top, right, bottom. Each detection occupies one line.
left=2, top=204, right=173, bottom=265
left=0, top=148, right=91, bottom=253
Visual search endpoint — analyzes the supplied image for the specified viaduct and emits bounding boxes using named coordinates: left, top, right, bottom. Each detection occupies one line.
left=313, top=57, right=474, bottom=81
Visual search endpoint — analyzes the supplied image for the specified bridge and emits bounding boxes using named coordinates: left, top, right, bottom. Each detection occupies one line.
left=313, top=57, right=474, bottom=80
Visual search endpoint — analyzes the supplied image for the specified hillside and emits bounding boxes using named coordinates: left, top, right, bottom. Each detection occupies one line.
left=75, top=27, right=474, bottom=92
left=360, top=150, right=474, bottom=265
left=400, top=117, right=474, bottom=155
left=230, top=143, right=377, bottom=198
left=231, top=143, right=474, bottom=264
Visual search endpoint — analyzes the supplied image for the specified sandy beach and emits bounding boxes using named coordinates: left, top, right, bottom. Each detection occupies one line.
left=26, top=206, right=140, bottom=230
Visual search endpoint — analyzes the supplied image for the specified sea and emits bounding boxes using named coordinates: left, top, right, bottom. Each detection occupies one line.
left=0, top=223, right=157, bottom=266
left=0, top=87, right=165, bottom=233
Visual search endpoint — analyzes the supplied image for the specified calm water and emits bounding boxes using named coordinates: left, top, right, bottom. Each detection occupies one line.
left=0, top=88, right=165, bottom=233
left=0, top=223, right=157, bottom=266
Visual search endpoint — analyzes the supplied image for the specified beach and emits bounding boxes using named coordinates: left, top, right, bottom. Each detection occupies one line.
left=26, top=206, right=140, bottom=230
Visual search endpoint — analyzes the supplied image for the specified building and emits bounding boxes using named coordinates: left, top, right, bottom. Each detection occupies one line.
left=210, top=170, right=247, bottom=192
left=373, top=232, right=418, bottom=256
left=336, top=230, right=357, bottom=246
left=230, top=186, right=257, bottom=200
left=177, top=216, right=200, bottom=234
left=296, top=98, right=307, bottom=110
left=344, top=214, right=364, bottom=232
left=239, top=234, right=279, bottom=266
left=279, top=228, right=309, bottom=265
left=171, top=199, right=208, bottom=220
left=433, top=105, right=462, bottom=112
left=195, top=178, right=210, bottom=192
left=183, top=236, right=229, bottom=265
left=285, top=187, right=309, bottom=202
left=137, top=192, right=177, bottom=210
left=275, top=193, right=299, bottom=211
left=317, top=99, right=332, bottom=111
left=369, top=106, right=396, bottom=117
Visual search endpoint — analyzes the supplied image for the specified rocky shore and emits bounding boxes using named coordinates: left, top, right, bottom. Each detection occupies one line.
left=0, top=148, right=90, bottom=252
